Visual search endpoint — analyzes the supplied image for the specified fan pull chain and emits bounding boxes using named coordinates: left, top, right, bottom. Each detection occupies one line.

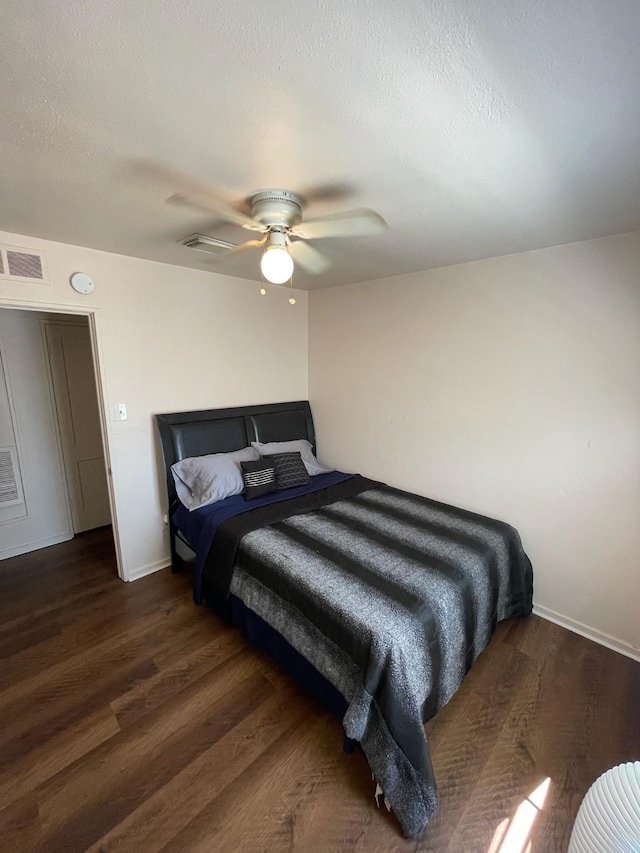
left=258, top=270, right=296, bottom=303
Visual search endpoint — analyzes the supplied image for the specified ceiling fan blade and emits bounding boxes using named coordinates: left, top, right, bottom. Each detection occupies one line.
left=200, top=236, right=267, bottom=263
left=132, top=161, right=264, bottom=232
left=290, top=209, right=386, bottom=240
left=224, top=236, right=267, bottom=255
left=289, top=240, right=332, bottom=274
left=168, top=192, right=265, bottom=232
left=297, top=181, right=355, bottom=206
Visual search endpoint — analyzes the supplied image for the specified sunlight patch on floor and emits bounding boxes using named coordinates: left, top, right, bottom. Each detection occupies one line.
left=488, top=777, right=551, bottom=853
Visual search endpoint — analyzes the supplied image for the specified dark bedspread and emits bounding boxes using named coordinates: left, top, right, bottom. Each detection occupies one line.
left=173, top=470, right=354, bottom=603
left=203, top=475, right=380, bottom=602
left=200, top=478, right=533, bottom=837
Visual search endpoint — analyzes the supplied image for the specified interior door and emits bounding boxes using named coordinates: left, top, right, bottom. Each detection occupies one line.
left=45, top=322, right=111, bottom=533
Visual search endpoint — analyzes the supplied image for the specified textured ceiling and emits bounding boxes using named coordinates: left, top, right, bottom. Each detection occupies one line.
left=1, top=0, right=640, bottom=289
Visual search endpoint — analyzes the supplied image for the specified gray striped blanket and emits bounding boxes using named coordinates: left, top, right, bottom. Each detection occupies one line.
left=207, top=480, right=533, bottom=837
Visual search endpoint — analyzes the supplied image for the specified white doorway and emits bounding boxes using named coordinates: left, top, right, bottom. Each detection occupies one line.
left=0, top=307, right=116, bottom=568
left=44, top=320, right=111, bottom=533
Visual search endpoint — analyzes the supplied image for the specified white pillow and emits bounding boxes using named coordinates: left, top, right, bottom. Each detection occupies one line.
left=171, top=447, right=260, bottom=511
left=251, top=439, right=333, bottom=477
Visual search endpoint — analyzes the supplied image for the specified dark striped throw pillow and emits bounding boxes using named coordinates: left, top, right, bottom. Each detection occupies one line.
left=271, top=451, right=311, bottom=489
left=241, top=458, right=277, bottom=500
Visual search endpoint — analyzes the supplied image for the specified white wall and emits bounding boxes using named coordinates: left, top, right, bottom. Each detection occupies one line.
left=309, top=231, right=640, bottom=657
left=4, top=223, right=638, bottom=658
left=0, top=230, right=308, bottom=579
left=0, top=309, right=73, bottom=556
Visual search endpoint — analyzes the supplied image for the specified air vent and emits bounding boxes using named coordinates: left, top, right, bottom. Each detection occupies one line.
left=0, top=244, right=49, bottom=284
left=180, top=233, right=236, bottom=256
left=7, top=251, right=43, bottom=279
left=0, top=447, right=22, bottom=507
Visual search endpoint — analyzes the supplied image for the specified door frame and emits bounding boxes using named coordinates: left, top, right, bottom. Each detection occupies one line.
left=0, top=298, right=123, bottom=580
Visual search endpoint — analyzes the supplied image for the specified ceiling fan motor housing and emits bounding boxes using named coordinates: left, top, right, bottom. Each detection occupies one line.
left=250, top=190, right=303, bottom=229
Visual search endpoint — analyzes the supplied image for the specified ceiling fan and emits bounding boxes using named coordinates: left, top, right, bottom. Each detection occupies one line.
left=147, top=166, right=387, bottom=284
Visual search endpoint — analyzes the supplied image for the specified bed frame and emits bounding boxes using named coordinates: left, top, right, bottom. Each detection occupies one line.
left=155, top=400, right=353, bottom=744
left=156, top=400, right=316, bottom=572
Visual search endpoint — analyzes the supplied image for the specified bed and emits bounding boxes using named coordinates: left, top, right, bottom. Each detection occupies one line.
left=156, top=400, right=533, bottom=837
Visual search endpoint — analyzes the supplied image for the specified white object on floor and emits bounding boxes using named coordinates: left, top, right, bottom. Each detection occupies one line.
left=568, top=762, right=640, bottom=853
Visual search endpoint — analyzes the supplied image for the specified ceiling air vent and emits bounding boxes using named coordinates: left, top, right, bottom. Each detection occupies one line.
left=0, top=447, right=23, bottom=507
left=180, top=233, right=236, bottom=256
left=0, top=244, right=49, bottom=284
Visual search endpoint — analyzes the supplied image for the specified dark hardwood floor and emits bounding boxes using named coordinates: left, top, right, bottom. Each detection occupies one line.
left=1, top=529, right=639, bottom=852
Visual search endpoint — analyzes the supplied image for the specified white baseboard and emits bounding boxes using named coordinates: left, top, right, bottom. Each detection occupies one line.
left=125, top=557, right=171, bottom=582
left=533, top=604, right=640, bottom=664
left=0, top=532, right=73, bottom=560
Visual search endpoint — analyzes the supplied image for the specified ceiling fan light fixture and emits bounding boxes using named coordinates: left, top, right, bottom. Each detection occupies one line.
left=261, top=246, right=293, bottom=284
left=159, top=173, right=386, bottom=284
left=260, top=231, right=294, bottom=284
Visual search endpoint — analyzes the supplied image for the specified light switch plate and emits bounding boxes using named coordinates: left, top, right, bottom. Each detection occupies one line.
left=115, top=403, right=127, bottom=421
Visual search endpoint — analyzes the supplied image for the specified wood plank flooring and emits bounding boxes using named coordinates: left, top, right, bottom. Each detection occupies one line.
left=1, top=528, right=639, bottom=852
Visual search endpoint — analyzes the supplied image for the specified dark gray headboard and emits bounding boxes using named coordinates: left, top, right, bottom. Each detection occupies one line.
left=156, top=400, right=316, bottom=504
